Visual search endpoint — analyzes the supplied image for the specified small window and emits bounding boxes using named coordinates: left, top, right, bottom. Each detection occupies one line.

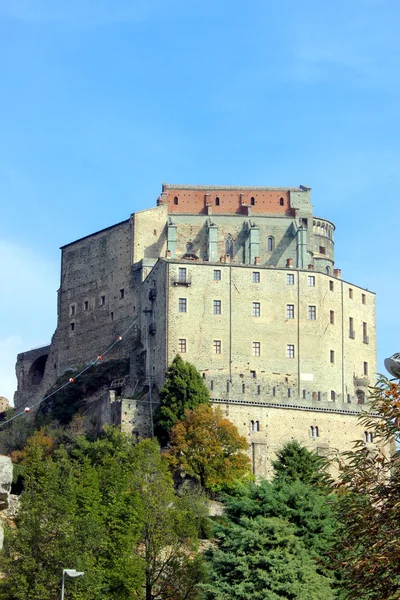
left=310, top=426, right=319, bottom=438
left=213, top=300, right=222, bottom=315
left=250, top=420, right=255, bottom=432
left=253, top=271, right=260, bottom=283
left=242, top=383, right=245, bottom=393
left=357, top=390, right=365, bottom=405
left=349, top=288, right=353, bottom=299
left=362, top=293, right=366, bottom=305
left=215, top=197, right=220, bottom=206
left=287, top=344, right=295, bottom=359
left=364, top=431, right=373, bottom=443
left=250, top=197, right=255, bottom=206
left=119, top=288, right=125, bottom=299
left=252, top=302, right=260, bottom=317
left=213, top=270, right=221, bottom=281
left=286, top=304, right=295, bottom=319
left=253, top=342, right=261, bottom=357
left=202, top=373, right=206, bottom=379
left=272, top=386, right=276, bottom=396
left=250, top=370, right=256, bottom=378
left=325, top=266, right=330, bottom=274
left=210, top=380, right=214, bottom=391
left=287, top=273, right=295, bottom=285
left=70, top=305, right=76, bottom=316
left=330, top=390, right=336, bottom=401
left=302, top=389, right=306, bottom=399
left=178, top=267, right=187, bottom=282
left=111, top=312, right=114, bottom=321
left=347, top=394, right=351, bottom=403
left=329, top=281, right=334, bottom=291
left=288, top=388, right=291, bottom=398
left=178, top=298, right=187, bottom=313
left=226, top=381, right=230, bottom=392
left=330, top=350, right=335, bottom=363
left=178, top=339, right=187, bottom=353
left=174, top=196, right=178, bottom=205
left=317, top=391, right=321, bottom=401
left=308, top=275, right=315, bottom=287
left=255, top=420, right=260, bottom=431
left=308, top=305, right=316, bottom=320
left=267, top=237, right=274, bottom=252
left=363, top=322, right=368, bottom=336
left=100, top=295, right=105, bottom=306
left=213, top=340, right=222, bottom=354
left=330, top=310, right=335, bottom=324
left=70, top=322, right=75, bottom=331
left=84, top=300, right=89, bottom=311
left=257, top=385, right=261, bottom=395
left=364, top=362, right=368, bottom=376
left=279, top=197, right=284, bottom=206
left=319, top=246, right=326, bottom=255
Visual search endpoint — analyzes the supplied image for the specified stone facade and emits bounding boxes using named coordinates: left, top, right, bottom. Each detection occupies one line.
left=15, top=183, right=379, bottom=478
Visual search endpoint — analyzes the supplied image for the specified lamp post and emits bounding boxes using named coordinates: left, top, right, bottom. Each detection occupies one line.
left=61, top=569, right=84, bottom=600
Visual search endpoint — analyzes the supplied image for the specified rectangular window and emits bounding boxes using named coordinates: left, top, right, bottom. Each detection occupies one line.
left=303, top=389, right=306, bottom=399
left=347, top=394, right=351, bottom=403
left=84, top=300, right=89, bottom=311
left=287, top=344, right=295, bottom=359
left=178, top=267, right=187, bottom=282
left=364, top=361, right=368, bottom=376
left=253, top=271, right=260, bottom=283
left=286, top=304, right=295, bottom=319
left=331, top=390, right=336, bottom=401
left=363, top=322, right=368, bottom=336
left=213, top=300, right=221, bottom=315
left=250, top=370, right=256, bottom=378
left=329, top=281, right=334, bottom=291
left=213, top=270, right=221, bottom=281
left=330, top=310, right=335, bottom=324
left=213, top=340, right=222, bottom=354
left=119, top=288, right=125, bottom=299
left=287, top=273, right=295, bottom=285
left=252, top=342, right=261, bottom=357
left=349, top=288, right=353, bottom=299
left=330, top=350, right=335, bottom=363
left=252, top=302, right=260, bottom=317
left=100, top=295, right=105, bottom=306
left=319, top=246, right=326, bottom=255
left=178, top=298, right=187, bottom=313
left=178, top=339, right=187, bottom=353
left=308, top=275, right=315, bottom=287
left=70, top=305, right=75, bottom=316
left=362, top=293, right=366, bottom=304
left=70, top=322, right=75, bottom=331
left=308, top=305, right=316, bottom=320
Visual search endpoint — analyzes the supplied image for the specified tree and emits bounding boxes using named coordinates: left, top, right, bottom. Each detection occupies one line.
left=328, top=376, right=400, bottom=600
left=165, top=404, right=251, bottom=492
left=203, top=515, right=335, bottom=600
left=272, top=440, right=326, bottom=487
left=155, top=355, right=210, bottom=443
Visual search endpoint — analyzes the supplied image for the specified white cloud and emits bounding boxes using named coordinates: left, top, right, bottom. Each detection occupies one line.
left=0, top=240, right=59, bottom=404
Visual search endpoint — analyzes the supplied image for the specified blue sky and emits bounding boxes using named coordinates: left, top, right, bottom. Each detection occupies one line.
left=1, top=0, right=400, bottom=402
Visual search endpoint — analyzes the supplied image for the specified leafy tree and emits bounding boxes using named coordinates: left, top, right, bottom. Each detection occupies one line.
left=165, top=404, right=251, bottom=492
left=203, top=515, right=335, bottom=600
left=328, top=376, right=400, bottom=600
left=272, top=440, right=326, bottom=487
left=155, top=355, right=210, bottom=443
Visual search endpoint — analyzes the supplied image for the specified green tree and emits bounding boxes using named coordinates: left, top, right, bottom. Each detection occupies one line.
left=272, top=440, right=326, bottom=487
left=165, top=404, right=251, bottom=492
left=204, top=515, right=335, bottom=600
left=328, top=376, right=400, bottom=600
left=155, top=355, right=210, bottom=443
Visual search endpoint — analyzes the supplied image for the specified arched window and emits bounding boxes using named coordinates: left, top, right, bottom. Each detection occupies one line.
left=325, top=266, right=331, bottom=275
left=250, top=197, right=255, bottom=206
left=267, top=236, right=274, bottom=252
left=225, top=234, right=233, bottom=257
left=279, top=197, right=284, bottom=206
left=215, top=197, right=220, bottom=206
left=315, top=426, right=319, bottom=437
left=255, top=420, right=260, bottom=431
left=310, top=426, right=314, bottom=437
left=174, top=196, right=178, bottom=205
left=356, top=390, right=365, bottom=405
left=364, top=431, right=373, bottom=443
left=250, top=420, right=255, bottom=432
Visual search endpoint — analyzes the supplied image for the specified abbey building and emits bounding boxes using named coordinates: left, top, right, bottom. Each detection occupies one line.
left=15, top=184, right=377, bottom=477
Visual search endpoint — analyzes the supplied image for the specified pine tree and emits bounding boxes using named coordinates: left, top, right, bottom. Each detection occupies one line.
left=272, top=440, right=326, bottom=486
left=155, top=355, right=210, bottom=443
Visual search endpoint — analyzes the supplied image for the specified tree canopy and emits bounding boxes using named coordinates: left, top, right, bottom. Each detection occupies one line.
left=165, top=404, right=251, bottom=492
left=155, top=355, right=210, bottom=443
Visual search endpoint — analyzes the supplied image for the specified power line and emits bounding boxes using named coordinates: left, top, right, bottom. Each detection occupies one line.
left=0, top=317, right=138, bottom=429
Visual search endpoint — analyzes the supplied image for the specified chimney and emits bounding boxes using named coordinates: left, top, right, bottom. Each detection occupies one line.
left=308, top=264, right=314, bottom=270
left=166, top=250, right=171, bottom=258
left=220, top=255, right=226, bottom=263
left=286, top=258, right=293, bottom=268
left=334, top=268, right=342, bottom=279
left=254, top=256, right=260, bottom=265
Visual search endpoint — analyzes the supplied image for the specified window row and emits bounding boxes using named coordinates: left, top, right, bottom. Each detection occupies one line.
left=69, top=289, right=125, bottom=316
left=178, top=339, right=295, bottom=358
left=173, top=196, right=285, bottom=207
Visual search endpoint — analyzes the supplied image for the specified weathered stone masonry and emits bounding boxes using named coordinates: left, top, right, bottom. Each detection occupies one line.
left=15, top=183, right=378, bottom=478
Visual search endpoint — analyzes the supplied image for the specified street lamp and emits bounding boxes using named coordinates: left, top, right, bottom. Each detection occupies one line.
left=61, top=569, right=84, bottom=600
